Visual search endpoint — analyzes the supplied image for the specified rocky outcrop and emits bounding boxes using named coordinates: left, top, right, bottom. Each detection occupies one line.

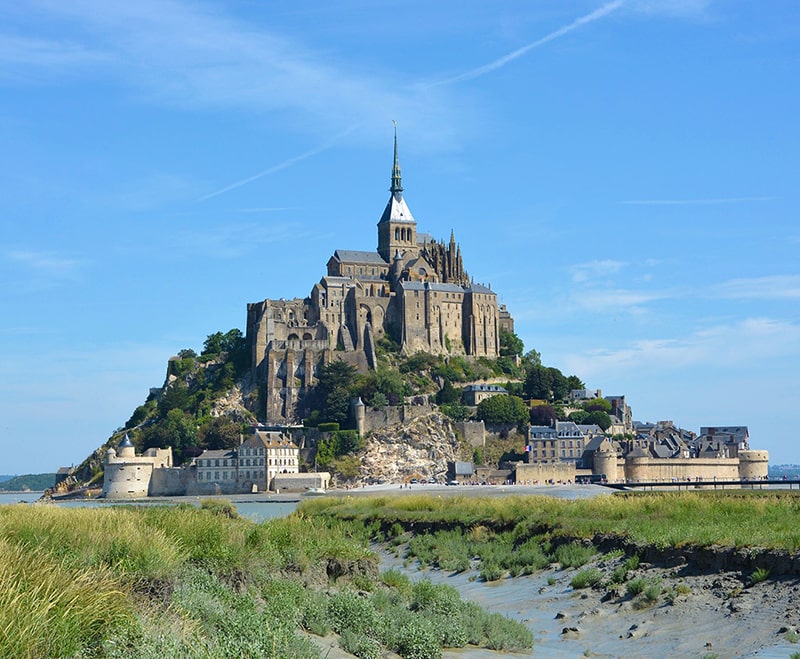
left=357, top=411, right=464, bottom=484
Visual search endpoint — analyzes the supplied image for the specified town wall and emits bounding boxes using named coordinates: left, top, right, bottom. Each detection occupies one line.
left=624, top=457, right=741, bottom=483
left=455, top=420, right=485, bottom=448
left=273, top=472, right=330, bottom=492
left=362, top=403, right=435, bottom=434
left=515, top=462, right=576, bottom=484
left=150, top=467, right=188, bottom=496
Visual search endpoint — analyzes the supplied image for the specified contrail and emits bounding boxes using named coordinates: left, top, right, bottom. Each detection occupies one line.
left=619, top=196, right=774, bottom=205
left=199, top=125, right=357, bottom=201
left=428, top=0, right=625, bottom=87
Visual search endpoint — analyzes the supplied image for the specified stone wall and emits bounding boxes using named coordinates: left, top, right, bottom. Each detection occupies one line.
left=272, top=472, right=331, bottom=492
left=515, top=461, right=576, bottom=484
left=150, top=467, right=189, bottom=496
left=455, top=420, right=485, bottom=448
left=624, top=457, right=741, bottom=483
left=362, top=403, right=436, bottom=434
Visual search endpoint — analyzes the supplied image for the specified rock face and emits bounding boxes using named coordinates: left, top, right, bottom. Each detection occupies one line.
left=358, top=411, right=463, bottom=484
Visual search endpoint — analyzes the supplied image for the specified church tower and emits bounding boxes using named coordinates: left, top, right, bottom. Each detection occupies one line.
left=377, top=125, right=418, bottom=262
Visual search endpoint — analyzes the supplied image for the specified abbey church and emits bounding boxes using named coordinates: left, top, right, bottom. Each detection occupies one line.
left=246, top=131, right=513, bottom=423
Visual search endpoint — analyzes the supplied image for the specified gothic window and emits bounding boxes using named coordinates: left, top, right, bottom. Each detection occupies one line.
left=395, top=228, right=399, bottom=240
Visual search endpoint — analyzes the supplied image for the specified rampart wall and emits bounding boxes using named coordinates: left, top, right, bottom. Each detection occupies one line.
left=362, top=403, right=435, bottom=434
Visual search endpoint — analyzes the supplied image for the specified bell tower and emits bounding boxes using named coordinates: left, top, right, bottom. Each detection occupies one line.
left=378, top=123, right=418, bottom=262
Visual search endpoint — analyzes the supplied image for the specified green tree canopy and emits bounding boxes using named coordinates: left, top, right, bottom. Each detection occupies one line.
left=566, top=374, right=585, bottom=391
left=583, top=398, right=612, bottom=413
left=476, top=395, right=528, bottom=428
left=199, top=417, right=242, bottom=451
left=548, top=367, right=569, bottom=401
left=523, top=365, right=553, bottom=400
left=586, top=410, right=612, bottom=431
left=317, top=360, right=358, bottom=425
left=499, top=329, right=524, bottom=357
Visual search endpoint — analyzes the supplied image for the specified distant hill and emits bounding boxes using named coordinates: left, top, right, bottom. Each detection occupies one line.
left=0, top=473, right=56, bottom=492
left=0, top=474, right=13, bottom=484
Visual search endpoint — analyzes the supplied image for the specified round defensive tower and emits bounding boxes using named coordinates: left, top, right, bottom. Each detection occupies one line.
left=738, top=450, right=769, bottom=481
left=593, top=440, right=618, bottom=482
left=102, top=434, right=152, bottom=499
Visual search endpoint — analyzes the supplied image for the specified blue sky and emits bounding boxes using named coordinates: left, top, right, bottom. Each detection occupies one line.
left=1, top=0, right=798, bottom=474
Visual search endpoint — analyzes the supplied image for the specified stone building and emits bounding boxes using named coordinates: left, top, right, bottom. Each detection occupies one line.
left=102, top=434, right=174, bottom=498
left=246, top=129, right=509, bottom=423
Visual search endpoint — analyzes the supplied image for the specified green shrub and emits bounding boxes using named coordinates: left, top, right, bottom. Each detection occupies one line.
left=199, top=498, right=239, bottom=519
left=411, top=580, right=461, bottom=616
left=318, top=422, right=340, bottom=432
left=626, top=577, right=647, bottom=597
left=553, top=542, right=596, bottom=568
left=750, top=567, right=770, bottom=584
left=393, top=617, right=441, bottom=659
left=340, top=629, right=381, bottom=659
left=328, top=590, right=380, bottom=636
left=479, top=562, right=504, bottom=582
left=571, top=568, right=603, bottom=589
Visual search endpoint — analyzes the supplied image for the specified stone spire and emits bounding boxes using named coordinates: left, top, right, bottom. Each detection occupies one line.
left=390, top=120, right=403, bottom=198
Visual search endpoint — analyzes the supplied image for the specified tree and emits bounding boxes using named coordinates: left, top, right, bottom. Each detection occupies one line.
left=548, top=367, right=569, bottom=401
left=586, top=410, right=612, bottom=431
left=140, top=408, right=198, bottom=464
left=476, top=395, right=528, bottom=428
left=529, top=403, right=556, bottom=426
left=520, top=349, right=542, bottom=372
left=436, top=380, right=461, bottom=405
left=317, top=360, right=357, bottom=425
left=199, top=417, right=242, bottom=450
left=499, top=329, right=524, bottom=357
left=566, top=374, right=585, bottom=391
left=584, top=398, right=611, bottom=413
left=440, top=403, right=472, bottom=421
left=523, top=365, right=553, bottom=400
left=568, top=410, right=590, bottom=425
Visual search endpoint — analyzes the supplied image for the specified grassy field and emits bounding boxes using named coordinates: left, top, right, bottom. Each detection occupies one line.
left=0, top=500, right=531, bottom=659
left=300, top=490, right=800, bottom=551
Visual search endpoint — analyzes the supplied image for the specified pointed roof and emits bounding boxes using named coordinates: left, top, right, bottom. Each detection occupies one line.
left=379, top=123, right=415, bottom=225
left=119, top=434, right=134, bottom=449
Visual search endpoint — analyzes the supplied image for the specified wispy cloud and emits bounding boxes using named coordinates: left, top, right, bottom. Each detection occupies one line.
left=199, top=126, right=356, bottom=201
left=427, top=1, right=625, bottom=87
left=562, top=317, right=800, bottom=378
left=173, top=221, right=308, bottom=259
left=569, top=259, right=626, bottom=283
left=5, top=249, right=83, bottom=280
left=0, top=34, right=108, bottom=75
left=711, top=275, right=800, bottom=300
left=569, top=287, right=670, bottom=314
left=3, top=0, right=456, bottom=148
left=618, top=196, right=774, bottom=205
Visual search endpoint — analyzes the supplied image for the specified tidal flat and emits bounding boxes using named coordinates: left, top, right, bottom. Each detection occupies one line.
left=303, top=491, right=800, bottom=657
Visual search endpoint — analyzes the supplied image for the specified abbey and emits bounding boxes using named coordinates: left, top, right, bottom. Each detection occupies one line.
left=246, top=131, right=511, bottom=423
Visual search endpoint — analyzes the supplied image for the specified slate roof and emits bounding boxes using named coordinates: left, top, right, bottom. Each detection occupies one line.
left=331, top=250, right=388, bottom=266
left=378, top=192, right=416, bottom=225
left=464, top=384, right=507, bottom=393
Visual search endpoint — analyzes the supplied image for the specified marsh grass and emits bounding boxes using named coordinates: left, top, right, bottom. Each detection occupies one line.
left=301, top=491, right=800, bottom=551
left=0, top=502, right=531, bottom=658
